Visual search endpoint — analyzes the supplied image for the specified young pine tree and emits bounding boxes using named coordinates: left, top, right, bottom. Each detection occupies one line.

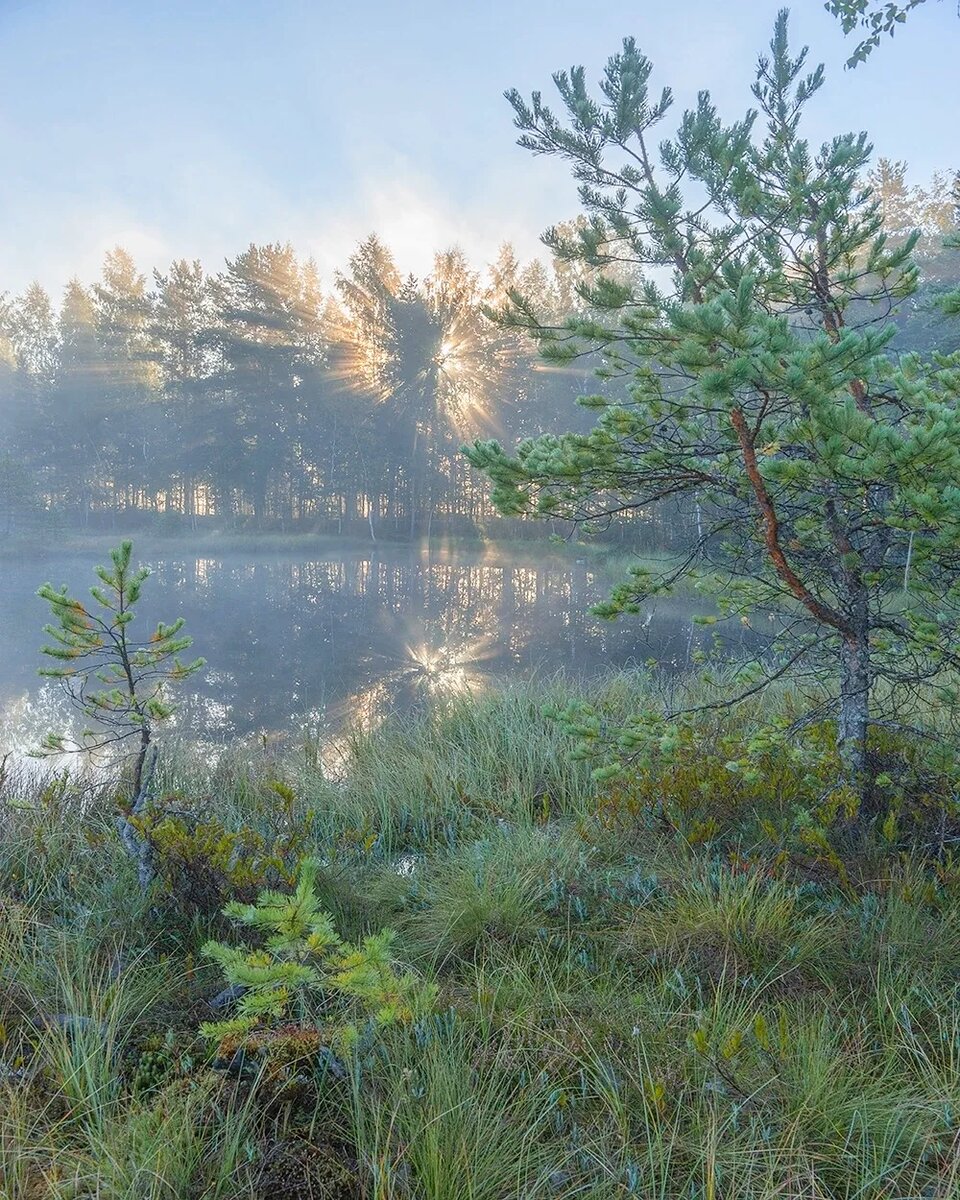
left=37, top=540, right=204, bottom=883
left=465, top=13, right=960, bottom=803
left=200, top=857, right=436, bottom=1049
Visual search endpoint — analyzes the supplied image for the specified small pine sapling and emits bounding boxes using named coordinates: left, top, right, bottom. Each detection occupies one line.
left=200, top=857, right=436, bottom=1049
left=35, top=539, right=204, bottom=885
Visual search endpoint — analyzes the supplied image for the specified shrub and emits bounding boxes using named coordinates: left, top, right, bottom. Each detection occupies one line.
left=143, top=807, right=314, bottom=921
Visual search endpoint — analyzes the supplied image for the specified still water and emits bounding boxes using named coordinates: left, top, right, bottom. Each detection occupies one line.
left=0, top=543, right=742, bottom=761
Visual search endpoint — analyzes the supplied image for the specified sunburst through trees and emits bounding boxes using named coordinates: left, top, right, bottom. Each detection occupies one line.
left=1, top=231, right=621, bottom=538
left=330, top=237, right=526, bottom=536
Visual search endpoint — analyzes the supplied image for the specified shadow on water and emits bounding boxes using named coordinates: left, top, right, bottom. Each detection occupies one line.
left=0, top=543, right=756, bottom=761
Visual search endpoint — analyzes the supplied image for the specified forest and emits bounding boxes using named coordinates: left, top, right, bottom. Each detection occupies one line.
left=0, top=232, right=616, bottom=539
left=0, top=163, right=956, bottom=544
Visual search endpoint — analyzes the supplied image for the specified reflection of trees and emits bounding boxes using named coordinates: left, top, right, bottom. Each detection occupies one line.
left=0, top=550, right=755, bottom=756
left=148, top=552, right=745, bottom=739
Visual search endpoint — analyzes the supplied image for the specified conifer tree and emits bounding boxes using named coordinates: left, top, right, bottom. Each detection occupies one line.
left=151, top=258, right=219, bottom=520
left=206, top=242, right=326, bottom=522
left=36, top=541, right=204, bottom=883
left=0, top=283, right=58, bottom=488
left=53, top=279, right=110, bottom=516
left=93, top=248, right=155, bottom=375
left=333, top=237, right=521, bottom=535
left=200, top=857, right=436, bottom=1048
left=93, top=247, right=165, bottom=506
left=6, top=282, right=58, bottom=383
left=466, top=12, right=960, bottom=799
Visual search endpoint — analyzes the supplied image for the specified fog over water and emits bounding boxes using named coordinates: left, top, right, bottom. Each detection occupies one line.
left=0, top=544, right=750, bottom=764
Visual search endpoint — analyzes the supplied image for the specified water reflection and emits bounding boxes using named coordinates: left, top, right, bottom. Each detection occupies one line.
left=0, top=545, right=749, bottom=760
left=402, top=638, right=493, bottom=695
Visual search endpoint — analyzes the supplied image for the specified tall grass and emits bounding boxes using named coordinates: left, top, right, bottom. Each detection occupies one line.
left=0, top=925, right=260, bottom=1198
left=346, top=1018, right=567, bottom=1200
left=3, top=671, right=960, bottom=1197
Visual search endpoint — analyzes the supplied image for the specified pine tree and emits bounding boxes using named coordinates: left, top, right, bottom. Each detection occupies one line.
left=333, top=237, right=520, bottom=535
left=92, top=248, right=162, bottom=510
left=93, top=247, right=156, bottom=386
left=151, top=259, right=219, bottom=520
left=36, top=540, right=204, bottom=884
left=52, top=279, right=109, bottom=516
left=1, top=283, right=58, bottom=494
left=6, top=282, right=58, bottom=383
left=205, top=242, right=326, bottom=523
left=200, top=857, right=435, bottom=1048
left=466, top=12, right=960, bottom=800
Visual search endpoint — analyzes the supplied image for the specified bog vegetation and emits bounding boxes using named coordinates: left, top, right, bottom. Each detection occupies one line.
left=2, top=4, right=960, bottom=1199
left=6, top=675, right=960, bottom=1197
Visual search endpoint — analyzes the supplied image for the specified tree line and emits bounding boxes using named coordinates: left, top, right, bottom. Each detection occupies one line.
left=0, top=161, right=956, bottom=543
left=0, top=232, right=622, bottom=539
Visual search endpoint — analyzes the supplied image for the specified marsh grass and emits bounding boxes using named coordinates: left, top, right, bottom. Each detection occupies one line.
left=346, top=1018, right=568, bottom=1200
left=0, top=925, right=260, bottom=1198
left=3, top=672, right=960, bottom=1197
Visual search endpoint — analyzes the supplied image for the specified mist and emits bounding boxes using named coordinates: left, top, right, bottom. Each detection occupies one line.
left=2, top=3, right=960, bottom=1196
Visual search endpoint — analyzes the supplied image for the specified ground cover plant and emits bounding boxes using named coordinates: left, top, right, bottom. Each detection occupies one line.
left=3, top=672, right=960, bottom=1198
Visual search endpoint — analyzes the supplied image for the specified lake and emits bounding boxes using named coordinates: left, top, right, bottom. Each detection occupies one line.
left=0, top=542, right=749, bottom=763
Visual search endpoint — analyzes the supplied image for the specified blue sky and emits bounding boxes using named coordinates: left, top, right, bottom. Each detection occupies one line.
left=0, top=0, right=956, bottom=297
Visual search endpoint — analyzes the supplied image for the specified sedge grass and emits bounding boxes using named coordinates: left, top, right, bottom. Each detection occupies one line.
left=2, top=672, right=960, bottom=1197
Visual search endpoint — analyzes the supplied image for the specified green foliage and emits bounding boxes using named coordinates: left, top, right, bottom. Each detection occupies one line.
left=130, top=1032, right=177, bottom=1097
left=825, top=0, right=947, bottom=67
left=142, top=806, right=314, bottom=919
left=346, top=1018, right=563, bottom=1200
left=35, top=540, right=204, bottom=787
left=7, top=685, right=960, bottom=1195
left=400, top=825, right=588, bottom=960
left=200, top=857, right=435, bottom=1048
left=466, top=14, right=960, bottom=790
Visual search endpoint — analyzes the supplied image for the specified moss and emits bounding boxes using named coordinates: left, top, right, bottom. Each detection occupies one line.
left=255, top=1138, right=359, bottom=1200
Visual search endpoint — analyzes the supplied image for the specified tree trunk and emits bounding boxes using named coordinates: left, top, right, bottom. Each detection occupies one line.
left=118, top=737, right=157, bottom=890
left=252, top=485, right=266, bottom=527
left=838, top=632, right=870, bottom=794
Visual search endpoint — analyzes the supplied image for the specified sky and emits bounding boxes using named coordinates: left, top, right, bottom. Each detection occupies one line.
left=0, top=0, right=956, bottom=299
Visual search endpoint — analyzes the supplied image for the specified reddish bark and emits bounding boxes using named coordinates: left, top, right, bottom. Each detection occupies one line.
left=730, top=406, right=854, bottom=638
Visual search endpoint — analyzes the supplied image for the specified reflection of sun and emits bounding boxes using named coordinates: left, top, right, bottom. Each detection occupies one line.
left=309, top=628, right=499, bottom=778
left=404, top=643, right=471, bottom=694
left=403, top=635, right=498, bottom=698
